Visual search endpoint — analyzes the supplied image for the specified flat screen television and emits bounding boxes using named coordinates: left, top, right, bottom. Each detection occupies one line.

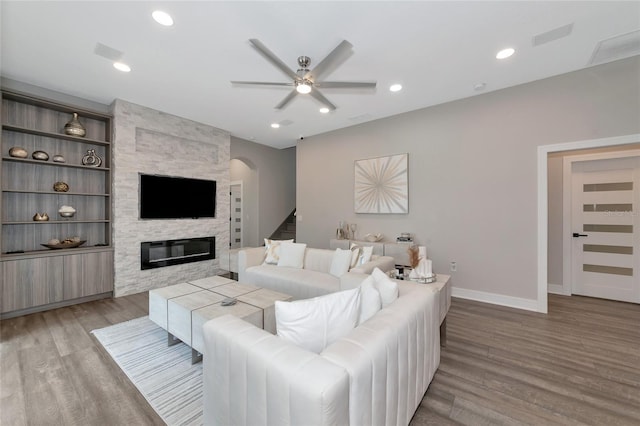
left=139, top=174, right=216, bottom=219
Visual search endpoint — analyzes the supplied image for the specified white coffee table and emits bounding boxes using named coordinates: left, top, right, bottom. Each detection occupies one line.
left=149, top=276, right=291, bottom=363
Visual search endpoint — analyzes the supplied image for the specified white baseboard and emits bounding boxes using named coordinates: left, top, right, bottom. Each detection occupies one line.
left=547, top=283, right=570, bottom=295
left=451, top=287, right=539, bottom=312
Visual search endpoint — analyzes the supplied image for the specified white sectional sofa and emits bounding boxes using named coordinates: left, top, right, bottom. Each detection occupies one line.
left=202, top=280, right=441, bottom=426
left=238, top=246, right=395, bottom=300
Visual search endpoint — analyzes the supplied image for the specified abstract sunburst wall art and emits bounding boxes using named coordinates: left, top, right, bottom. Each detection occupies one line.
left=354, top=153, right=408, bottom=214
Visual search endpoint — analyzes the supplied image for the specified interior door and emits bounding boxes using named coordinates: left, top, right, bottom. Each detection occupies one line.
left=571, top=156, right=640, bottom=303
left=230, top=183, right=242, bottom=249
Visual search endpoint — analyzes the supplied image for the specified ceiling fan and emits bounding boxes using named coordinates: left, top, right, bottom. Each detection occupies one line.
left=231, top=39, right=376, bottom=111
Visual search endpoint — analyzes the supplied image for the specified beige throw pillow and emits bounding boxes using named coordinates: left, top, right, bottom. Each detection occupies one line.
left=263, top=238, right=294, bottom=265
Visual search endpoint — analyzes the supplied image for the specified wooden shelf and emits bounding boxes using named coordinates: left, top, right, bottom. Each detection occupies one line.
left=4, top=220, right=110, bottom=225
left=2, top=156, right=110, bottom=171
left=2, top=189, right=110, bottom=197
left=2, top=245, right=112, bottom=260
left=2, top=123, right=109, bottom=146
left=1, top=89, right=114, bottom=316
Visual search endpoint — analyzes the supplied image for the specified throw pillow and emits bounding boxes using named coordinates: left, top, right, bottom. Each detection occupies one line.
left=277, top=242, right=307, bottom=268
left=263, top=238, right=294, bottom=265
left=349, top=243, right=362, bottom=269
left=330, top=248, right=353, bottom=277
left=358, top=275, right=382, bottom=324
left=275, top=287, right=361, bottom=354
left=371, top=267, right=399, bottom=307
left=359, top=246, right=374, bottom=265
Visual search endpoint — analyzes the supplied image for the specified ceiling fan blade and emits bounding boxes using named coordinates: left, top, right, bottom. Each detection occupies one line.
left=249, top=39, right=299, bottom=81
left=308, top=89, right=336, bottom=111
left=305, top=40, right=353, bottom=81
left=275, top=90, right=299, bottom=109
left=231, top=81, right=294, bottom=87
left=315, top=81, right=377, bottom=89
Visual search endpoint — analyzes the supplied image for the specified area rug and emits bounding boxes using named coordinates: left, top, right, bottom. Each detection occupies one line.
left=92, top=316, right=203, bottom=426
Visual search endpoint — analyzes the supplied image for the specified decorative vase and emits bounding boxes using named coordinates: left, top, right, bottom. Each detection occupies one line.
left=33, top=212, right=50, bottom=221
left=53, top=181, right=69, bottom=192
left=64, top=112, right=86, bottom=137
left=32, top=150, right=49, bottom=161
left=9, top=147, right=28, bottom=158
left=58, top=205, right=76, bottom=218
left=82, top=149, right=102, bottom=167
left=52, top=154, right=65, bottom=163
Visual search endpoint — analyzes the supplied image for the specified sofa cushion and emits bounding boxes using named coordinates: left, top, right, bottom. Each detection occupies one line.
left=245, top=265, right=340, bottom=299
left=275, top=287, right=361, bottom=354
left=358, top=275, right=382, bottom=324
left=263, top=238, right=294, bottom=264
left=330, top=248, right=353, bottom=277
left=277, top=242, right=307, bottom=268
left=372, top=267, right=399, bottom=307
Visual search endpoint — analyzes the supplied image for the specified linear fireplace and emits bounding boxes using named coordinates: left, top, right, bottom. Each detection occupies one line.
left=141, top=236, right=215, bottom=270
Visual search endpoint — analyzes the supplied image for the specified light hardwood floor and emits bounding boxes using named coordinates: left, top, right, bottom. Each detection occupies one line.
left=1, top=293, right=638, bottom=425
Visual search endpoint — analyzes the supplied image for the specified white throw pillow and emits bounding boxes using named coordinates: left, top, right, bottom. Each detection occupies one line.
left=371, top=267, right=399, bottom=307
left=330, top=248, right=352, bottom=277
left=263, top=238, right=294, bottom=265
left=275, top=287, right=361, bottom=353
left=277, top=242, right=307, bottom=268
left=358, top=275, right=382, bottom=324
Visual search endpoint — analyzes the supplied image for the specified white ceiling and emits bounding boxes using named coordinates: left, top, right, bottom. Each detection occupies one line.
left=1, top=1, right=639, bottom=149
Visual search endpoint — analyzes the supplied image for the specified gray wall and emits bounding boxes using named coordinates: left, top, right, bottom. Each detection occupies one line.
left=231, top=136, right=296, bottom=245
left=112, top=100, right=230, bottom=296
left=297, top=57, right=640, bottom=303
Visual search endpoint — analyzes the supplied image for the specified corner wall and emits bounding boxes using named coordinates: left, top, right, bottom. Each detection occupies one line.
left=296, top=57, right=640, bottom=305
left=112, top=100, right=230, bottom=296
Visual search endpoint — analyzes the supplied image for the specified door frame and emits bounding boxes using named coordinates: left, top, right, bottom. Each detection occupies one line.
left=559, top=149, right=640, bottom=297
left=537, top=133, right=640, bottom=313
left=230, top=180, right=243, bottom=249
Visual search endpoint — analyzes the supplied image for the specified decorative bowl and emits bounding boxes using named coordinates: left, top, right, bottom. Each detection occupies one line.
left=53, top=181, right=69, bottom=192
left=364, top=233, right=383, bottom=242
left=9, top=147, right=28, bottom=158
left=32, top=150, right=49, bottom=161
left=59, top=211, right=75, bottom=218
left=41, top=240, right=86, bottom=250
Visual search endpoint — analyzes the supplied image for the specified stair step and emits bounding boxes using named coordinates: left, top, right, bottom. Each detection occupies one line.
left=277, top=231, right=296, bottom=240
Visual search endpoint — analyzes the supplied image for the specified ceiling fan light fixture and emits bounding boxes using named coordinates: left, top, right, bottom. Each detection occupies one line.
left=319, top=107, right=330, bottom=114
left=296, top=80, right=312, bottom=94
left=389, top=84, right=403, bottom=92
left=271, top=123, right=280, bottom=129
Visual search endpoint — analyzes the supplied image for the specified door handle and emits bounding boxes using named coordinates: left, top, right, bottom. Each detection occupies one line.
left=572, top=233, right=588, bottom=237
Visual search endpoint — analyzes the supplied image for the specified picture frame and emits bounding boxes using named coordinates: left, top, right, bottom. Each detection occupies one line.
left=354, top=153, right=408, bottom=214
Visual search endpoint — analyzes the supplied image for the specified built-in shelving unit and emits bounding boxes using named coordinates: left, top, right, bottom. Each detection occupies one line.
left=0, top=90, right=114, bottom=318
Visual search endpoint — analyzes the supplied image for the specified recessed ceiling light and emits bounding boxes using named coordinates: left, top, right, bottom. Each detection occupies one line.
left=389, top=84, right=402, bottom=92
left=152, top=10, right=174, bottom=26
left=319, top=107, right=330, bottom=114
left=271, top=123, right=280, bottom=129
left=496, top=48, right=515, bottom=59
left=113, top=62, right=131, bottom=72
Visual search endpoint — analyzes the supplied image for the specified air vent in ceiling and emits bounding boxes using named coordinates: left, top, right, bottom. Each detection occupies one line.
left=94, top=42, right=123, bottom=61
left=279, top=119, right=294, bottom=127
left=532, top=23, right=573, bottom=47
left=348, top=113, right=373, bottom=123
left=589, top=30, right=640, bottom=65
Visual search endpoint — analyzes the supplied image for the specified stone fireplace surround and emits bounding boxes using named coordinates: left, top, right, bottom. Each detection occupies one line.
left=112, top=100, right=230, bottom=297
